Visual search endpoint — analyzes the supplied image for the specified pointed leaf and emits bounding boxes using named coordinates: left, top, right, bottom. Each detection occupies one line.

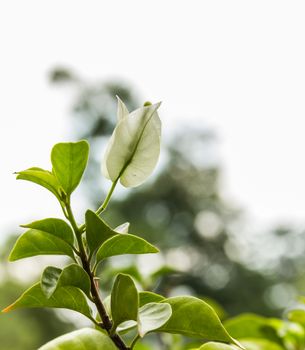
left=2, top=283, right=93, bottom=320
left=102, top=102, right=161, bottom=187
left=16, top=167, right=63, bottom=200
left=111, top=274, right=138, bottom=331
left=139, top=291, right=165, bottom=307
left=9, top=229, right=75, bottom=261
left=41, top=264, right=91, bottom=298
left=158, top=296, right=241, bottom=347
left=51, top=140, right=89, bottom=195
left=138, top=302, right=172, bottom=337
left=96, top=234, right=158, bottom=264
left=21, top=218, right=74, bottom=246
left=39, top=328, right=117, bottom=350
left=85, top=210, right=116, bottom=253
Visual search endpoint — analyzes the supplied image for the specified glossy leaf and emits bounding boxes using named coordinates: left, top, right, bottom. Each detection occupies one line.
left=21, top=218, right=74, bottom=246
left=111, top=274, right=138, bottom=331
left=51, top=140, right=89, bottom=195
left=9, top=229, right=75, bottom=261
left=102, top=101, right=161, bottom=187
left=41, top=264, right=91, bottom=298
left=158, top=296, right=241, bottom=347
left=139, top=291, right=165, bottom=307
left=2, top=283, right=93, bottom=320
left=85, top=210, right=116, bottom=253
left=39, top=328, right=116, bottom=350
left=138, top=302, right=172, bottom=337
left=16, top=167, right=63, bottom=200
left=96, top=234, right=158, bottom=263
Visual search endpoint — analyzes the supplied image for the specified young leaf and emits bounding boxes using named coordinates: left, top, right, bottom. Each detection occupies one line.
left=51, top=140, right=89, bottom=195
left=158, top=296, right=241, bottom=347
left=138, top=302, right=172, bottom=337
left=39, top=328, right=117, bottom=350
left=21, top=218, right=74, bottom=246
left=139, top=291, right=165, bottom=307
left=16, top=167, right=63, bottom=200
left=41, top=264, right=91, bottom=298
left=2, top=283, right=93, bottom=321
left=96, top=234, right=159, bottom=264
left=9, top=229, right=75, bottom=261
left=111, top=274, right=138, bottom=331
left=102, top=102, right=161, bottom=187
left=85, top=210, right=116, bottom=253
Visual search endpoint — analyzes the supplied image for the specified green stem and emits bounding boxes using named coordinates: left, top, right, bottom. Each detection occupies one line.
left=64, top=198, right=129, bottom=350
left=96, top=178, right=119, bottom=215
left=79, top=178, right=119, bottom=233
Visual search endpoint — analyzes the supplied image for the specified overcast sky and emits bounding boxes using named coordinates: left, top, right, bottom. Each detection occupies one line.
left=1, top=1, right=305, bottom=237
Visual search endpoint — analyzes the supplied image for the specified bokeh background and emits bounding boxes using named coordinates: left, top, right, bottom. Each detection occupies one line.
left=1, top=1, right=305, bottom=349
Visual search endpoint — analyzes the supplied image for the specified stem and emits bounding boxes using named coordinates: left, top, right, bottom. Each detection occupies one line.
left=65, top=199, right=129, bottom=350
left=79, top=178, right=119, bottom=233
left=96, top=178, right=119, bottom=215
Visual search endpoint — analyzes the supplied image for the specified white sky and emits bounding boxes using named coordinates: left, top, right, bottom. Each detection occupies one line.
left=1, top=1, right=305, bottom=237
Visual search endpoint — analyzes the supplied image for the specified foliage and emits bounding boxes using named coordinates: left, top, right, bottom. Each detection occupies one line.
left=4, top=97, right=305, bottom=349
left=2, top=100, right=243, bottom=349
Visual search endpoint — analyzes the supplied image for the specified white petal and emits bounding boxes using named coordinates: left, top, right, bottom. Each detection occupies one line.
left=116, top=96, right=129, bottom=121
left=103, top=102, right=161, bottom=187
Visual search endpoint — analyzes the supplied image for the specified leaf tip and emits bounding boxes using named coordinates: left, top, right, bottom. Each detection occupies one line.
left=2, top=304, right=12, bottom=313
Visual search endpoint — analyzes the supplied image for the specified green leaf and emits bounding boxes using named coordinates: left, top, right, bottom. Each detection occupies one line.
left=198, top=344, right=235, bottom=350
left=41, top=266, right=62, bottom=298
left=158, top=296, right=241, bottom=347
left=9, top=228, right=75, bottom=261
left=21, top=218, right=74, bottom=246
left=139, top=291, right=165, bottom=307
left=41, top=264, right=91, bottom=298
left=16, top=167, right=64, bottom=200
left=138, top=302, right=172, bottom=337
left=39, top=328, right=117, bottom=350
left=85, top=210, right=116, bottom=253
left=102, top=101, right=161, bottom=187
left=51, top=140, right=89, bottom=195
left=2, top=283, right=93, bottom=320
left=111, top=274, right=138, bottom=331
left=96, top=234, right=159, bottom=264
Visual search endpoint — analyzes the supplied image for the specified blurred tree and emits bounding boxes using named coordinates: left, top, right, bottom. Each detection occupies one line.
left=49, top=67, right=305, bottom=318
